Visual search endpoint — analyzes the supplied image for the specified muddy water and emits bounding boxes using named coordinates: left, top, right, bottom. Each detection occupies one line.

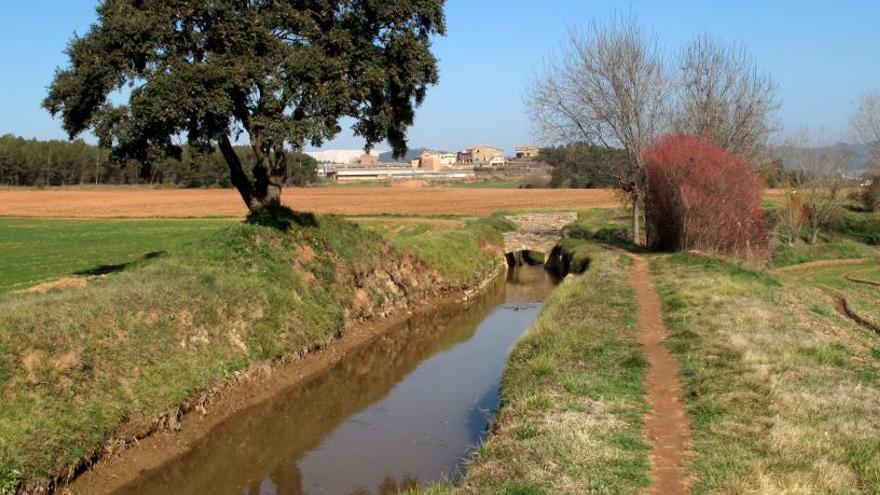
left=118, top=265, right=557, bottom=495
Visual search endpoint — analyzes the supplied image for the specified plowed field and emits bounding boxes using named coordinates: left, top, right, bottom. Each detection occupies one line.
left=0, top=187, right=622, bottom=218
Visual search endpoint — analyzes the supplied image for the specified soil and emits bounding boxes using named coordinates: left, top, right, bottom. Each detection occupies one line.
left=391, top=179, right=431, bottom=188
left=844, top=271, right=880, bottom=287
left=0, top=187, right=621, bottom=218
left=61, top=265, right=506, bottom=495
left=630, top=256, right=692, bottom=494
left=21, top=277, right=89, bottom=293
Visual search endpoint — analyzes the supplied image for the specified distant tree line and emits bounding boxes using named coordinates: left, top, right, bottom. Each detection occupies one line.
left=539, top=144, right=628, bottom=188
left=0, top=134, right=318, bottom=188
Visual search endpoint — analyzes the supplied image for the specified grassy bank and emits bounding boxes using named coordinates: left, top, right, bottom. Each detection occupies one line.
left=776, top=259, right=880, bottom=323
left=361, top=214, right=513, bottom=283
left=429, top=245, right=650, bottom=494
left=770, top=208, right=880, bottom=268
left=0, top=214, right=510, bottom=493
left=651, top=254, right=880, bottom=493
left=552, top=208, right=630, bottom=274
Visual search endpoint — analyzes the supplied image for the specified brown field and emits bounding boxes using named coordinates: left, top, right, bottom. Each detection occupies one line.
left=0, top=187, right=622, bottom=218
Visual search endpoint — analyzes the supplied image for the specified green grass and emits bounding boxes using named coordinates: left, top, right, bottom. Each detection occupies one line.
left=772, top=239, right=879, bottom=268
left=651, top=253, right=880, bottom=493
left=428, top=245, right=649, bottom=495
left=837, top=210, right=880, bottom=245
left=0, top=214, right=508, bottom=493
left=361, top=214, right=515, bottom=283
left=770, top=207, right=880, bottom=268
left=549, top=208, right=630, bottom=274
left=0, top=218, right=234, bottom=292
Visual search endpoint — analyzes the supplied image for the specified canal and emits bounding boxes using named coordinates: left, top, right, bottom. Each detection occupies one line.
left=118, top=264, right=558, bottom=495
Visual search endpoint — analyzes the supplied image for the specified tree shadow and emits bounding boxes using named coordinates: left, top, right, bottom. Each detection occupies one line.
left=73, top=251, right=166, bottom=276
left=246, top=205, right=318, bottom=232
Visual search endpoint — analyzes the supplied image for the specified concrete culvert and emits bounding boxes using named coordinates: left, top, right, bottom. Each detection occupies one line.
left=505, top=250, right=547, bottom=267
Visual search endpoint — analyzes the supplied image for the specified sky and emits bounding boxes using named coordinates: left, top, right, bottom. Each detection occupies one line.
left=0, top=0, right=878, bottom=155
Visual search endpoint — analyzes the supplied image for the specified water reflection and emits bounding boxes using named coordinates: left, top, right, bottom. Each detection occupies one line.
left=119, top=265, right=556, bottom=495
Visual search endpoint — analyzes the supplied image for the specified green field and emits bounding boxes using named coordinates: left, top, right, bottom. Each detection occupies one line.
left=0, top=218, right=234, bottom=292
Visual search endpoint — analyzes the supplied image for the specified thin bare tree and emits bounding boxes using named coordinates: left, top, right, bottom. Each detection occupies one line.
left=774, top=129, right=847, bottom=244
left=674, top=34, right=778, bottom=160
left=852, top=91, right=880, bottom=172
left=527, top=15, right=669, bottom=244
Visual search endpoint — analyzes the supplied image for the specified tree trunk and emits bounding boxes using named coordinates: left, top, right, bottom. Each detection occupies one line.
left=219, top=136, right=259, bottom=212
left=251, top=166, right=284, bottom=207
left=218, top=135, right=289, bottom=214
left=632, top=197, right=642, bottom=246
left=250, top=139, right=287, bottom=208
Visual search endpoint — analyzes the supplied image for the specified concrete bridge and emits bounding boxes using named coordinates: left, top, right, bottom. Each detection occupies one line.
left=503, top=212, right=577, bottom=265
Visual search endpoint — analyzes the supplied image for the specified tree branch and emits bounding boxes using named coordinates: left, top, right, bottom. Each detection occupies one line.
left=219, top=135, right=255, bottom=210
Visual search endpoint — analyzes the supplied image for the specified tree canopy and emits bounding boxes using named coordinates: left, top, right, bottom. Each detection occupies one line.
left=539, top=143, right=628, bottom=189
left=45, top=0, right=446, bottom=211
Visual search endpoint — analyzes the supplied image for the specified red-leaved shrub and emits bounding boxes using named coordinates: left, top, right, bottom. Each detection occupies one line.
left=644, top=134, right=769, bottom=262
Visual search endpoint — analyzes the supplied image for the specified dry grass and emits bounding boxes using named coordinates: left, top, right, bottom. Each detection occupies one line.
left=651, top=254, right=880, bottom=493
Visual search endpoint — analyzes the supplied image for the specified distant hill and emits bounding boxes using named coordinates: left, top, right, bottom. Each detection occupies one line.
left=771, top=142, right=871, bottom=174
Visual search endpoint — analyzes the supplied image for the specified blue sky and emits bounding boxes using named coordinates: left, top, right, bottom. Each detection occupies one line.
left=1, top=0, right=878, bottom=154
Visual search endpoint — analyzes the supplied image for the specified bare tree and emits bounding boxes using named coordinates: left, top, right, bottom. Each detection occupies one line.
left=527, top=15, right=669, bottom=244
left=852, top=91, right=880, bottom=172
left=674, top=34, right=778, bottom=160
left=774, top=129, right=847, bottom=244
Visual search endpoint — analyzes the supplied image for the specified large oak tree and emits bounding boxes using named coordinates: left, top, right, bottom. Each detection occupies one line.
left=45, top=0, right=445, bottom=212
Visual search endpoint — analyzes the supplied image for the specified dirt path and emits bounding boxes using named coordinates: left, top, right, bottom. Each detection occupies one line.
left=630, top=256, right=691, bottom=494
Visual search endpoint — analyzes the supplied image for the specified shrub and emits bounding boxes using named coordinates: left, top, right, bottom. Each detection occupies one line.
left=644, top=135, right=769, bottom=262
left=859, top=175, right=880, bottom=212
left=563, top=222, right=592, bottom=240
left=775, top=190, right=808, bottom=245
